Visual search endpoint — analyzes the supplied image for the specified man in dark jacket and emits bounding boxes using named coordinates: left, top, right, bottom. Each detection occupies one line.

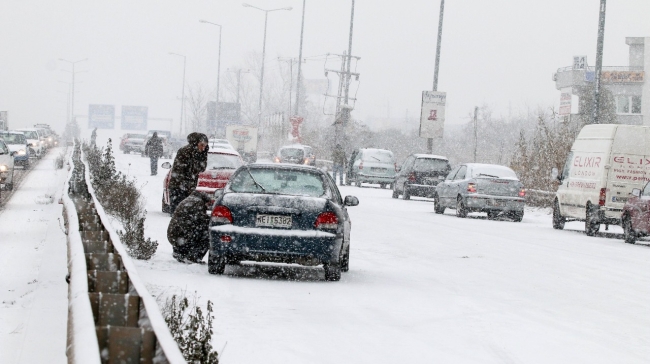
left=145, top=132, right=164, bottom=175
left=168, top=132, right=209, bottom=213
left=167, top=190, right=212, bottom=263
left=332, top=144, right=346, bottom=185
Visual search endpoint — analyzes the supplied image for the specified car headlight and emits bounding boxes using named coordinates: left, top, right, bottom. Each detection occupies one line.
left=40, top=141, right=44, bottom=145
left=0, top=165, right=8, bottom=172
left=48, top=137, right=52, bottom=141
left=18, top=149, right=26, bottom=155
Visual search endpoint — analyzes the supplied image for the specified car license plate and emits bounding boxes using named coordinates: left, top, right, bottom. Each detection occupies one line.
left=256, top=214, right=292, bottom=228
left=370, top=167, right=387, bottom=173
left=488, top=199, right=506, bottom=207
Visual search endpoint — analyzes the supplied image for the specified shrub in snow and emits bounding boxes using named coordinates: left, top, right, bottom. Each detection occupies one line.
left=162, top=294, right=219, bottom=364
left=83, top=140, right=158, bottom=260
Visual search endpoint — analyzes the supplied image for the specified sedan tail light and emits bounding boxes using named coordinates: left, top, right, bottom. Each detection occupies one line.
left=408, top=172, right=416, bottom=182
left=315, top=212, right=338, bottom=230
left=359, top=162, right=363, bottom=170
left=394, top=163, right=398, bottom=172
left=467, top=183, right=477, bottom=193
left=274, top=157, right=280, bottom=163
left=599, top=188, right=606, bottom=206
left=519, top=188, right=526, bottom=197
left=211, top=205, right=233, bottom=224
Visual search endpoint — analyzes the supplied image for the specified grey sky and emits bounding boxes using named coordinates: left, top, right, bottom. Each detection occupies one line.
left=1, top=0, right=650, bottom=132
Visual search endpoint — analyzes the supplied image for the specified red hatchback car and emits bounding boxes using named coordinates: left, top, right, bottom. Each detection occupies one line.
left=162, top=149, right=244, bottom=213
left=621, top=182, right=650, bottom=244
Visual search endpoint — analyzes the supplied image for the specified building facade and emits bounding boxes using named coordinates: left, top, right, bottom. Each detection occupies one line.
left=553, top=37, right=649, bottom=125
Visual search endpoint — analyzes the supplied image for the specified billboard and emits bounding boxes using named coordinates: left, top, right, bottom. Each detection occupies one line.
left=121, top=106, right=148, bottom=130
left=559, top=92, right=572, bottom=116
left=419, top=91, right=446, bottom=139
left=226, top=125, right=258, bottom=154
left=88, top=104, right=115, bottom=129
left=601, top=70, right=645, bottom=83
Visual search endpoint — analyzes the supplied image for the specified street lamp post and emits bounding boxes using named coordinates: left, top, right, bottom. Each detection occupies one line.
left=294, top=0, right=307, bottom=116
left=243, top=3, right=292, bottom=126
left=58, top=58, right=88, bottom=124
left=169, top=52, right=187, bottom=135
left=199, top=20, right=223, bottom=110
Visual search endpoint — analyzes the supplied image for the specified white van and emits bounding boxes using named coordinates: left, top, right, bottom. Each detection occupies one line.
left=553, top=124, right=650, bottom=235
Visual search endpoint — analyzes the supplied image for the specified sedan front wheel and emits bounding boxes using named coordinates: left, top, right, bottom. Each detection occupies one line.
left=622, top=214, right=637, bottom=244
left=456, top=196, right=468, bottom=218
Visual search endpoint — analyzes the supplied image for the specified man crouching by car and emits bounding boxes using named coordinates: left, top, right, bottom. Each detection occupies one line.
left=167, top=190, right=212, bottom=264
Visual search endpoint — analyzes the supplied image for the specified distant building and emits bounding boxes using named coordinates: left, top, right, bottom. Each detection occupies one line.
left=553, top=37, right=649, bottom=125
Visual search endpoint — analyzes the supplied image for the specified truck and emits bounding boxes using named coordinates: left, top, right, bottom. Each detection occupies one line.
left=553, top=124, right=650, bottom=236
left=226, top=125, right=258, bottom=163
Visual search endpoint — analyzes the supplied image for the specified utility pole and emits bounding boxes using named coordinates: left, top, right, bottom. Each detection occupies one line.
left=294, top=0, right=307, bottom=116
left=279, top=57, right=300, bottom=141
left=58, top=58, right=88, bottom=125
left=591, top=0, right=606, bottom=124
left=429, top=0, right=445, bottom=153
left=473, top=106, right=478, bottom=162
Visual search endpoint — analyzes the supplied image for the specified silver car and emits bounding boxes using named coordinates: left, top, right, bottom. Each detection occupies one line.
left=435, top=163, right=525, bottom=221
left=347, top=148, right=397, bottom=188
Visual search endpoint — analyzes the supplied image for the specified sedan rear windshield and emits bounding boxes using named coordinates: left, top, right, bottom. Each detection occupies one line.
left=207, top=153, right=243, bottom=170
left=471, top=165, right=518, bottom=179
left=21, top=131, right=39, bottom=139
left=230, top=168, right=325, bottom=197
left=413, top=158, right=449, bottom=172
left=0, top=134, right=26, bottom=144
left=128, top=134, right=146, bottom=139
left=280, top=148, right=304, bottom=158
left=363, top=150, right=394, bottom=163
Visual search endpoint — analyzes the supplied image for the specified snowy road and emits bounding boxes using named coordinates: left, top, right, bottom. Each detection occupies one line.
left=104, top=141, right=650, bottom=364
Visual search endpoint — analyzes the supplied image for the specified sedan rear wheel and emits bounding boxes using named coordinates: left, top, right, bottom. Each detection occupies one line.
left=355, top=180, right=361, bottom=187
left=324, top=262, right=341, bottom=281
left=456, top=196, right=468, bottom=218
left=510, top=210, right=524, bottom=222
left=622, top=214, right=637, bottom=244
left=434, top=196, right=445, bottom=214
left=392, top=187, right=399, bottom=199
left=208, top=254, right=226, bottom=275
left=487, top=210, right=499, bottom=220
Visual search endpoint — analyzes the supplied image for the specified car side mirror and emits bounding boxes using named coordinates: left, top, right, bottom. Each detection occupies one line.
left=161, top=162, right=172, bottom=169
left=344, top=195, right=359, bottom=207
left=631, top=189, right=641, bottom=197
left=551, top=167, right=559, bottom=181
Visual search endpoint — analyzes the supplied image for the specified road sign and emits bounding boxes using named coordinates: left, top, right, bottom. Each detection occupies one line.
left=88, top=105, right=115, bottom=129
left=419, top=91, right=446, bottom=139
left=121, top=106, right=148, bottom=130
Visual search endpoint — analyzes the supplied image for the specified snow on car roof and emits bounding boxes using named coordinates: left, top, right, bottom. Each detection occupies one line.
left=209, top=148, right=240, bottom=156
left=412, top=153, right=448, bottom=160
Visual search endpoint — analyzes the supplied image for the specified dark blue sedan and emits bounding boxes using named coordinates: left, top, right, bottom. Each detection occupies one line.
left=208, top=163, right=359, bottom=281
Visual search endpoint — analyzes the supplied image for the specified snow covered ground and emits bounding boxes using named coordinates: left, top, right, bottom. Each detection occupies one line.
left=0, top=149, right=69, bottom=364
left=95, top=132, right=650, bottom=364
left=2, top=131, right=649, bottom=363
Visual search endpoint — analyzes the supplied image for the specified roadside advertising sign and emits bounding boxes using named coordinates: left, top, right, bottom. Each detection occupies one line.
left=88, top=104, right=115, bottom=129
left=419, top=91, right=446, bottom=139
left=121, top=106, right=148, bottom=130
left=573, top=56, right=587, bottom=70
left=559, top=92, right=572, bottom=116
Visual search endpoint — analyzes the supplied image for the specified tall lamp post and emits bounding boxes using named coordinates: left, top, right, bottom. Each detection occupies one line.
left=169, top=52, right=187, bottom=135
left=294, top=0, right=307, bottom=116
left=199, top=20, right=223, bottom=109
left=58, top=58, right=88, bottom=124
left=242, top=3, right=292, bottom=126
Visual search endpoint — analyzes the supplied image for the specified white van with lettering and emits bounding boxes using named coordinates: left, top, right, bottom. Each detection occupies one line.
left=553, top=124, right=650, bottom=236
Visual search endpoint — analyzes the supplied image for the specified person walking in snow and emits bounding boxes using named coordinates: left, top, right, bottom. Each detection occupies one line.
left=332, top=143, right=346, bottom=185
left=167, top=132, right=209, bottom=213
left=144, top=132, right=164, bottom=175
left=167, top=190, right=212, bottom=263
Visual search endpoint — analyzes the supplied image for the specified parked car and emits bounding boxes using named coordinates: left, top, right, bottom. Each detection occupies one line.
left=393, top=154, right=451, bottom=200
left=346, top=148, right=397, bottom=188
left=274, top=144, right=315, bottom=166
left=34, top=124, right=58, bottom=147
left=208, top=163, right=359, bottom=280
left=435, top=163, right=525, bottom=221
left=15, top=128, right=44, bottom=159
left=0, top=131, right=30, bottom=168
left=119, top=133, right=147, bottom=154
left=0, top=139, right=16, bottom=191
left=553, top=124, right=650, bottom=236
left=161, top=149, right=243, bottom=213
left=620, top=182, right=650, bottom=244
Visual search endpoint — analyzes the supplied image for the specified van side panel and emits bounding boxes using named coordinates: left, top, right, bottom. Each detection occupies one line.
left=604, top=126, right=650, bottom=219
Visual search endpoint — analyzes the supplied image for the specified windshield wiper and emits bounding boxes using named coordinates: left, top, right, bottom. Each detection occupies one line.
left=370, top=156, right=381, bottom=161
left=245, top=166, right=266, bottom=192
left=477, top=173, right=499, bottom=178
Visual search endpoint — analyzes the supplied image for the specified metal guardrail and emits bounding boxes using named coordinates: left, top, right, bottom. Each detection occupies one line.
left=63, top=142, right=185, bottom=364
